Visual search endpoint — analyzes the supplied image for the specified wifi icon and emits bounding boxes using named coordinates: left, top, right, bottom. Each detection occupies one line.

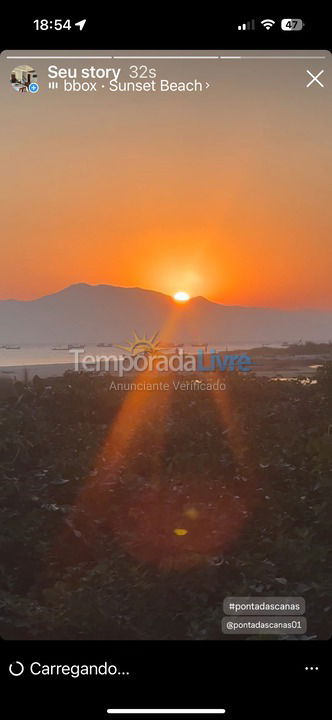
left=261, top=18, right=275, bottom=30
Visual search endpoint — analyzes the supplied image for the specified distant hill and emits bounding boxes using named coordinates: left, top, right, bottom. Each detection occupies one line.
left=0, top=283, right=331, bottom=345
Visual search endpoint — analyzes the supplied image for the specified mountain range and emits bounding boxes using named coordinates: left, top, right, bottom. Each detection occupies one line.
left=0, top=283, right=331, bottom=345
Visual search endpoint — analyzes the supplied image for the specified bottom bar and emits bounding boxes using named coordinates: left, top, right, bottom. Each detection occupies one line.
left=107, top=711, right=226, bottom=716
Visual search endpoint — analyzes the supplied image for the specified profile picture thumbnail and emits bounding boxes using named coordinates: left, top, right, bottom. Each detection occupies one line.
left=10, top=65, right=38, bottom=92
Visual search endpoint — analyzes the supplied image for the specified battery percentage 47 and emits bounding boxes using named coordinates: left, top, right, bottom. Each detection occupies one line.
left=281, top=18, right=304, bottom=31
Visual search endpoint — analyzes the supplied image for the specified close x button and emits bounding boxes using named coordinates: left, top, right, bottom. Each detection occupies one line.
left=306, top=69, right=325, bottom=87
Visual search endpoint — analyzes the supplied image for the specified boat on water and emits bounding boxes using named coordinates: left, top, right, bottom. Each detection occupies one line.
left=52, top=344, right=85, bottom=351
left=3, top=345, right=21, bottom=350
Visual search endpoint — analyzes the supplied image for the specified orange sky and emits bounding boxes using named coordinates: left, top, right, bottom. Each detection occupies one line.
left=1, top=51, right=331, bottom=308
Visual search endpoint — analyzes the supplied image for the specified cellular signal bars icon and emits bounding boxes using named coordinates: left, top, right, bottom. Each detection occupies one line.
left=238, top=19, right=255, bottom=30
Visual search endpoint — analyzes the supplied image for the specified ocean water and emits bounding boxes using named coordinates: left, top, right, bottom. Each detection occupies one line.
left=0, top=342, right=283, bottom=369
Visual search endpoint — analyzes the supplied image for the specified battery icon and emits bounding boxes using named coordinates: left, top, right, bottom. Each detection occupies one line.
left=281, top=18, right=304, bottom=31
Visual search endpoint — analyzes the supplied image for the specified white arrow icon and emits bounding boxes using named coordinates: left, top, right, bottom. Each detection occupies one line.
left=75, top=19, right=87, bottom=31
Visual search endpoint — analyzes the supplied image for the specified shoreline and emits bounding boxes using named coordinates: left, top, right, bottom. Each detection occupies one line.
left=0, top=356, right=325, bottom=381
left=0, top=362, right=76, bottom=380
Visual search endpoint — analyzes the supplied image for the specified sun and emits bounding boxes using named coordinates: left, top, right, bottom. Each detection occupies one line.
left=173, top=291, right=190, bottom=303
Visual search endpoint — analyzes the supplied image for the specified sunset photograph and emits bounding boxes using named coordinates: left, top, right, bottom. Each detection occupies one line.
left=0, top=49, right=331, bottom=641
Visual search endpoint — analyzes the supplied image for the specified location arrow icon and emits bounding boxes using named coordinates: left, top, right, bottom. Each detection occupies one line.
left=75, top=19, right=87, bottom=31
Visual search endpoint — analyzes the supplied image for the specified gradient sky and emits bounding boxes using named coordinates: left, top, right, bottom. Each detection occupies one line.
left=1, top=50, right=331, bottom=308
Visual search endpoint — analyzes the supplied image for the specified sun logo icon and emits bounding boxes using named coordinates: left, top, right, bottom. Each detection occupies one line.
left=116, top=331, right=160, bottom=357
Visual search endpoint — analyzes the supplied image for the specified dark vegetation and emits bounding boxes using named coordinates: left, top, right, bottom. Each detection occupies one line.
left=248, top=341, right=332, bottom=357
left=0, top=365, right=332, bottom=640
